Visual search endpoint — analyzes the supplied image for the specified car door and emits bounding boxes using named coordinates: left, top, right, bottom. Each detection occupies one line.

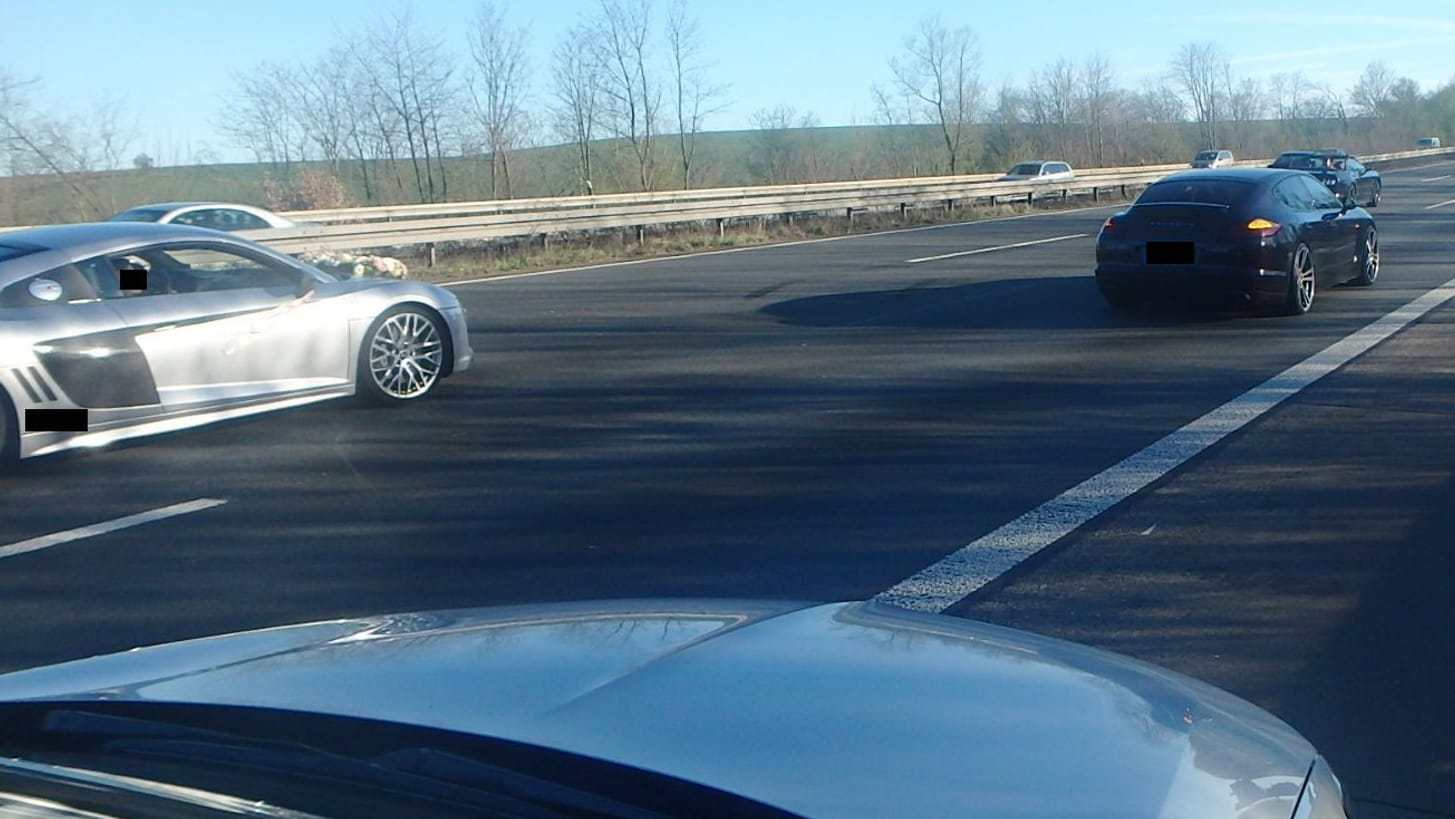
left=0, top=264, right=157, bottom=425
left=1294, top=175, right=1359, bottom=281
left=102, top=242, right=351, bottom=410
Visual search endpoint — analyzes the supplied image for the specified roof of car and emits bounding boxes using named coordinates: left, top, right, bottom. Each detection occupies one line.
left=1154, top=167, right=1307, bottom=185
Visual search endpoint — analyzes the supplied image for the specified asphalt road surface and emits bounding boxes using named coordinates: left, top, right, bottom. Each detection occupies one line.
left=3, top=160, right=1454, bottom=817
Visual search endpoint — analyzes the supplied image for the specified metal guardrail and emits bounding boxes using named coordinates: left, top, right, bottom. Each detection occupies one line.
left=2, top=147, right=1449, bottom=246
left=258, top=147, right=1453, bottom=254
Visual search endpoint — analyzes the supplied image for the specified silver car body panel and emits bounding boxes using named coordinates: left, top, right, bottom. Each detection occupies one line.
left=0, top=600, right=1324, bottom=818
left=0, top=223, right=472, bottom=459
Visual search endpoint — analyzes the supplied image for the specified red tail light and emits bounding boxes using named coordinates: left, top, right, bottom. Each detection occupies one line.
left=1246, top=218, right=1280, bottom=238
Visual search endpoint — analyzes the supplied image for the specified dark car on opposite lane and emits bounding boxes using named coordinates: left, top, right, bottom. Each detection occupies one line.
left=1095, top=168, right=1378, bottom=315
left=1267, top=150, right=1381, bottom=208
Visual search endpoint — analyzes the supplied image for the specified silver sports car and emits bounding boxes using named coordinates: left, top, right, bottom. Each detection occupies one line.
left=0, top=222, right=472, bottom=463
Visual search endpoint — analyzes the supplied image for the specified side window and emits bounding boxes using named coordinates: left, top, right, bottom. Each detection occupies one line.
left=170, top=210, right=213, bottom=228
left=0, top=263, right=104, bottom=308
left=152, top=245, right=301, bottom=293
left=1272, top=180, right=1308, bottom=211
left=218, top=210, right=270, bottom=231
left=1298, top=175, right=1341, bottom=209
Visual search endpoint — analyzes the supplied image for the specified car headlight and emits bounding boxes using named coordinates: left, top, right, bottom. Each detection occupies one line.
left=1292, top=756, right=1350, bottom=819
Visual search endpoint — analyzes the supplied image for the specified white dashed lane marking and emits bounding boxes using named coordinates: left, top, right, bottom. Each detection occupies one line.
left=905, top=233, right=1090, bottom=264
left=0, top=498, right=227, bottom=561
left=876, top=276, right=1455, bottom=613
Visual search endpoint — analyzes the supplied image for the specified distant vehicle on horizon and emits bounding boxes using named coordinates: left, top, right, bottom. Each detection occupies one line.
left=1416, top=136, right=1442, bottom=148
left=109, top=201, right=300, bottom=232
left=998, top=160, right=1075, bottom=182
left=1190, top=149, right=1235, bottom=168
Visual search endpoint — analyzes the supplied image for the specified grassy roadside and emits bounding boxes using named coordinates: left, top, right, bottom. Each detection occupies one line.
left=396, top=194, right=1133, bottom=284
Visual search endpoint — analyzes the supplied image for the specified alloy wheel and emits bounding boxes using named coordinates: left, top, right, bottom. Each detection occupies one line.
left=368, top=311, right=444, bottom=399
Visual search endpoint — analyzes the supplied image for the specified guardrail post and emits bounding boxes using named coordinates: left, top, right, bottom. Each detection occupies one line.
left=541, top=233, right=550, bottom=251
left=426, top=242, right=436, bottom=267
left=1092, top=187, right=1099, bottom=202
left=717, top=218, right=725, bottom=238
left=899, top=202, right=908, bottom=219
left=635, top=226, right=645, bottom=245
left=846, top=207, right=855, bottom=226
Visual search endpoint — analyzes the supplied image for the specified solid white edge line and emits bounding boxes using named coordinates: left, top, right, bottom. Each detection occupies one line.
left=906, top=233, right=1090, bottom=264
left=0, top=498, right=228, bottom=560
left=874, top=276, right=1455, bottom=613
left=440, top=205, right=1124, bottom=287
left=1421, top=175, right=1452, bottom=182
left=1426, top=198, right=1455, bottom=210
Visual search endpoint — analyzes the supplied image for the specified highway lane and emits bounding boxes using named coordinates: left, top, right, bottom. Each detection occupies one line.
left=0, top=161, right=1451, bottom=812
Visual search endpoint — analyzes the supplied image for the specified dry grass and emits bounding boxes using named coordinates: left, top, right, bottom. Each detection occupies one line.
left=399, top=194, right=1129, bottom=284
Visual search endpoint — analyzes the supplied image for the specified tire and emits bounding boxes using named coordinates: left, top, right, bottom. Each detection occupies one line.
left=1282, top=243, right=1316, bottom=316
left=356, top=304, right=450, bottom=404
left=1367, top=184, right=1381, bottom=208
left=1352, top=228, right=1379, bottom=286
left=1348, top=184, right=1358, bottom=207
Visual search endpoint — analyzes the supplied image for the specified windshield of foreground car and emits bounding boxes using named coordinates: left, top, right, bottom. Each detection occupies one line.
left=0, top=701, right=800, bottom=819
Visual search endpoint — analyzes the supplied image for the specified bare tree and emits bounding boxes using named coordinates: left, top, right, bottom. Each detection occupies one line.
left=595, top=0, right=659, bottom=190
left=468, top=1, right=530, bottom=198
left=550, top=24, right=602, bottom=195
left=1170, top=41, right=1230, bottom=148
left=292, top=46, right=355, bottom=176
left=1226, top=77, right=1264, bottom=149
left=0, top=69, right=107, bottom=218
left=358, top=10, right=457, bottom=203
left=1028, top=58, right=1078, bottom=161
left=1078, top=54, right=1115, bottom=166
left=217, top=61, right=302, bottom=166
left=886, top=17, right=983, bottom=174
left=1350, top=61, right=1396, bottom=118
left=665, top=0, right=726, bottom=188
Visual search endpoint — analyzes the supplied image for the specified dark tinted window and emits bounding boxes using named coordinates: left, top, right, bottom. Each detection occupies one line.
left=1273, top=179, right=1310, bottom=210
left=1008, top=163, right=1041, bottom=175
left=1295, top=175, right=1342, bottom=209
left=109, top=207, right=170, bottom=223
left=1136, top=179, right=1255, bottom=206
left=1195, top=151, right=1217, bottom=160
left=1270, top=153, right=1323, bottom=170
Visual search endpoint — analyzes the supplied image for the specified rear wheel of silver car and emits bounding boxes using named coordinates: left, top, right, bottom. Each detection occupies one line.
left=1282, top=243, right=1316, bottom=316
left=1353, top=229, right=1379, bottom=286
left=357, top=305, right=448, bottom=403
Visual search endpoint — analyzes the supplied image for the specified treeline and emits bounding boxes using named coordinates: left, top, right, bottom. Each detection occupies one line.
left=2, top=2, right=1453, bottom=225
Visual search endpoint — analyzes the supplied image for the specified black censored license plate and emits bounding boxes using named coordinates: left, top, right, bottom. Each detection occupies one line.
left=1146, top=241, right=1195, bottom=264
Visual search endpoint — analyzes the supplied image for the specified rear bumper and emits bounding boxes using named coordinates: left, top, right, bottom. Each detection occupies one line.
left=1095, top=263, right=1289, bottom=306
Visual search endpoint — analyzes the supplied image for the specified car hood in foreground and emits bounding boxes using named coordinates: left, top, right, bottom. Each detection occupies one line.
left=0, top=601, right=1315, bottom=818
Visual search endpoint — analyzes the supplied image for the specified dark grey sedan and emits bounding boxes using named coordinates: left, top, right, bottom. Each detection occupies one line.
left=1095, top=168, right=1378, bottom=315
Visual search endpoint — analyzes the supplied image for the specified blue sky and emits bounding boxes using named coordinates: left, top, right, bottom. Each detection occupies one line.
left=5, top=0, right=1455, bottom=165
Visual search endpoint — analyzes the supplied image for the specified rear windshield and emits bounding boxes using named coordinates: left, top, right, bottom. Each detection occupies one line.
left=1007, top=163, right=1041, bottom=175
left=108, top=207, right=170, bottom=222
left=1270, top=153, right=1325, bottom=170
left=1136, top=179, right=1256, bottom=207
left=1194, top=151, right=1218, bottom=160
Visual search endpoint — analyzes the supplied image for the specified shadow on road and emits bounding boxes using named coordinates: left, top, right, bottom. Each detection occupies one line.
left=760, top=275, right=1261, bottom=331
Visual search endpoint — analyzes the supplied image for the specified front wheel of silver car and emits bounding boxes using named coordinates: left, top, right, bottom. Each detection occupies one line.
left=357, top=305, right=449, bottom=403
left=1353, top=229, right=1379, bottom=286
left=1282, top=243, right=1316, bottom=316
